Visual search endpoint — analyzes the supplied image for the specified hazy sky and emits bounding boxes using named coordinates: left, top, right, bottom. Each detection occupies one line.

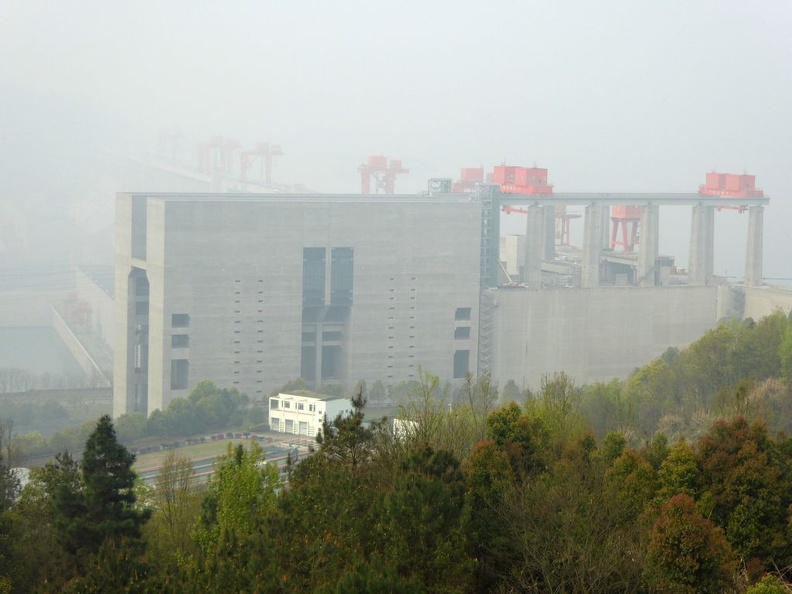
left=2, top=0, right=790, bottom=278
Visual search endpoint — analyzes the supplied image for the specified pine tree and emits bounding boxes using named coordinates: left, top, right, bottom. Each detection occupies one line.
left=81, top=415, right=150, bottom=549
left=55, top=415, right=150, bottom=560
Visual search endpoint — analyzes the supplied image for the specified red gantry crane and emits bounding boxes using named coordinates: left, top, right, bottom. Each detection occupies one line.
left=700, top=172, right=763, bottom=212
left=358, top=155, right=409, bottom=194
left=494, top=165, right=579, bottom=246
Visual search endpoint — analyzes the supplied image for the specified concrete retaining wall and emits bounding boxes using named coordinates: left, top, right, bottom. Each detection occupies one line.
left=742, top=285, right=792, bottom=320
left=491, top=285, right=721, bottom=391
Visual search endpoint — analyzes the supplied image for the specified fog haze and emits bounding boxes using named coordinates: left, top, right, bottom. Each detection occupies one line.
left=2, top=0, right=790, bottom=277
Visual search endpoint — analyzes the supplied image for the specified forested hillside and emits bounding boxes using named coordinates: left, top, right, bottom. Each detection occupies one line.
left=3, top=310, right=792, bottom=593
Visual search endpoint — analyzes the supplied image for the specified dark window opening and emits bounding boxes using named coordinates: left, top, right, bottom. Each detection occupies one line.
left=331, top=247, right=354, bottom=306
left=455, top=307, right=471, bottom=321
left=453, top=350, right=470, bottom=379
left=301, top=346, right=316, bottom=381
left=302, top=247, right=326, bottom=308
left=171, top=359, right=189, bottom=389
left=134, top=276, right=149, bottom=297
left=454, top=326, right=471, bottom=340
left=322, top=345, right=342, bottom=380
left=172, top=313, right=190, bottom=328
left=172, top=334, right=189, bottom=348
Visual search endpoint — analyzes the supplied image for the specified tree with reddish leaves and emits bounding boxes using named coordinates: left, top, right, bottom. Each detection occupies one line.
left=644, top=493, right=735, bottom=594
left=696, top=417, right=792, bottom=569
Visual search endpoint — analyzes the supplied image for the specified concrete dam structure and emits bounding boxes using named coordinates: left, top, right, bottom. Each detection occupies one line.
left=107, top=159, right=788, bottom=415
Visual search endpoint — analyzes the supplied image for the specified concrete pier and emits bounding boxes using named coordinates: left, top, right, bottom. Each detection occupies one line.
left=544, top=205, right=556, bottom=261
left=688, top=204, right=715, bottom=286
left=582, top=204, right=605, bottom=288
left=637, top=204, right=659, bottom=287
left=745, top=205, right=764, bottom=286
left=524, top=205, right=546, bottom=288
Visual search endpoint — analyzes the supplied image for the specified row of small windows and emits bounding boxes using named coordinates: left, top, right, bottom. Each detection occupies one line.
left=270, top=398, right=317, bottom=413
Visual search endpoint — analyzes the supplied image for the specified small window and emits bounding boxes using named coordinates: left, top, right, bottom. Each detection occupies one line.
left=455, top=326, right=471, bottom=340
left=309, top=404, right=316, bottom=412
left=172, top=334, right=189, bottom=348
left=283, top=401, right=291, bottom=409
left=270, top=399, right=279, bottom=409
left=172, top=313, right=190, bottom=327
left=297, top=403, right=304, bottom=411
left=455, top=307, right=471, bottom=321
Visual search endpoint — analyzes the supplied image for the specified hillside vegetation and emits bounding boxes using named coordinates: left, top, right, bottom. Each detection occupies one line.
left=2, top=310, right=792, bottom=592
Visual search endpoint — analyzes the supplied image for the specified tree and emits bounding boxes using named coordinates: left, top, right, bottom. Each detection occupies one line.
left=746, top=575, right=792, bottom=594
left=527, top=372, right=586, bottom=456
left=374, top=447, right=475, bottom=593
left=56, top=415, right=150, bottom=561
left=195, top=441, right=279, bottom=552
left=369, top=379, right=386, bottom=403
left=317, top=387, right=385, bottom=468
left=696, top=417, right=791, bottom=567
left=115, top=413, right=147, bottom=443
left=643, top=494, right=735, bottom=594
left=656, top=438, right=700, bottom=502
left=501, top=379, right=521, bottom=403
left=499, top=443, right=645, bottom=594
left=143, top=451, right=202, bottom=565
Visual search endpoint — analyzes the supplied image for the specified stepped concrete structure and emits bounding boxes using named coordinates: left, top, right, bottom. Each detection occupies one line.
left=113, top=183, right=782, bottom=416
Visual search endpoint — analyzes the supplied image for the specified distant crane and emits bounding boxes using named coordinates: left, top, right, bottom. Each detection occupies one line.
left=240, top=142, right=283, bottom=184
left=610, top=206, right=642, bottom=252
left=358, top=155, right=408, bottom=194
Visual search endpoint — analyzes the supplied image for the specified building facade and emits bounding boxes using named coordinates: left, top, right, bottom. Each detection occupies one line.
left=268, top=392, right=351, bottom=437
left=113, top=193, right=482, bottom=416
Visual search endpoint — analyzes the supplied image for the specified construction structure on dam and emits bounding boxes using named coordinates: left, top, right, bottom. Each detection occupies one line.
left=110, top=148, right=786, bottom=417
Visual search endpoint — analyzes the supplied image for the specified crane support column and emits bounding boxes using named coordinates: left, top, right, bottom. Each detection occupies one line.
left=543, top=205, right=556, bottom=261
left=745, top=205, right=764, bottom=286
left=601, top=206, right=612, bottom=249
left=637, top=204, right=659, bottom=287
left=582, top=204, right=605, bottom=288
left=524, top=205, right=545, bottom=288
left=688, top=204, right=715, bottom=286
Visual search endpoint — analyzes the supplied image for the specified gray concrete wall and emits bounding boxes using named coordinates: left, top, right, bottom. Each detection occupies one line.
left=115, top=194, right=482, bottom=415
left=742, top=286, right=792, bottom=320
left=491, top=285, right=721, bottom=390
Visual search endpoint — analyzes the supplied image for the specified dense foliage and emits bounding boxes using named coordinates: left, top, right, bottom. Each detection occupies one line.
left=2, top=311, right=792, bottom=591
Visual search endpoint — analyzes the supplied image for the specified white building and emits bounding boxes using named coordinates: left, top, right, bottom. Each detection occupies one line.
left=269, top=391, right=352, bottom=437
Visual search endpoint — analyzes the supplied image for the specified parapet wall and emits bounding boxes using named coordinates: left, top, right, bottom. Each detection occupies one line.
left=490, top=285, right=722, bottom=391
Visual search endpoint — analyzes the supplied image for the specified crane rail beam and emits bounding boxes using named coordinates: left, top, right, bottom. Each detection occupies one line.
left=497, top=192, right=770, bottom=207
